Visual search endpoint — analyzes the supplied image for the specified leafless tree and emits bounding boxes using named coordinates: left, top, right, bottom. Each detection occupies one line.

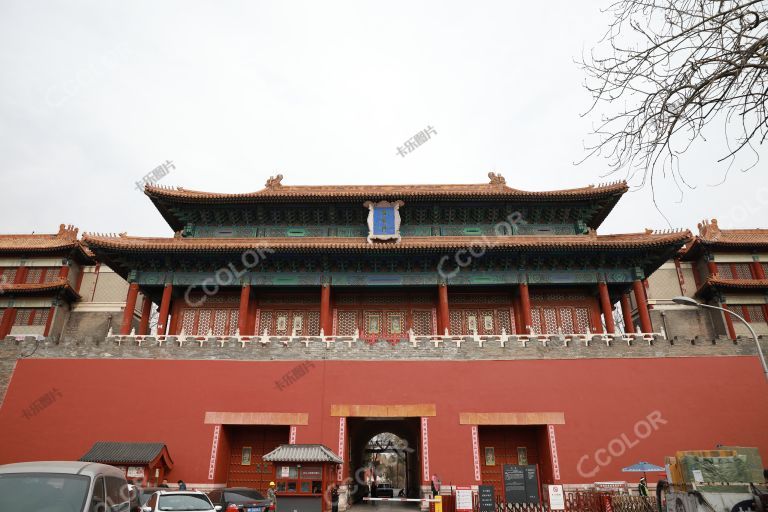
left=581, top=0, right=768, bottom=190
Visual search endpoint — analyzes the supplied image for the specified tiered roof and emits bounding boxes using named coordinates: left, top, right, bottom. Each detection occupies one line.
left=84, top=231, right=690, bottom=253
left=144, top=174, right=629, bottom=231
left=683, top=219, right=768, bottom=298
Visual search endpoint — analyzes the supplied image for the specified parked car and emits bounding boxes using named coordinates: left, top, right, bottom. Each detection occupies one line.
left=376, top=483, right=394, bottom=498
left=142, top=490, right=222, bottom=512
left=135, top=486, right=169, bottom=506
left=0, top=460, right=138, bottom=512
left=207, top=488, right=272, bottom=512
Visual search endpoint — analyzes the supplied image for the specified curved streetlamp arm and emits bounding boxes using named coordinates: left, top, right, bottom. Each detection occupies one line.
left=697, top=302, right=768, bottom=381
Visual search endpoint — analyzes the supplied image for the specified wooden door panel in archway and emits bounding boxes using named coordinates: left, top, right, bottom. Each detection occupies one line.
left=226, top=425, right=289, bottom=494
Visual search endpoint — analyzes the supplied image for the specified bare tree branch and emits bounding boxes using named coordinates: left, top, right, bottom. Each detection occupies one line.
left=581, top=0, right=768, bottom=190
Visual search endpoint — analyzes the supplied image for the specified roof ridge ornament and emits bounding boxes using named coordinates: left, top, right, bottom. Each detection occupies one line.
left=697, top=218, right=721, bottom=239
left=57, top=224, right=79, bottom=240
left=265, top=174, right=284, bottom=189
left=488, top=172, right=506, bottom=185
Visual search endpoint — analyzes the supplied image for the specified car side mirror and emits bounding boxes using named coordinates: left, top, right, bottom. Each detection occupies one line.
left=214, top=506, right=222, bottom=511
left=142, top=507, right=153, bottom=512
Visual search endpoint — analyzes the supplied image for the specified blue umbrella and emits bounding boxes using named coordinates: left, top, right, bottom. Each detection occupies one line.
left=622, top=461, right=665, bottom=481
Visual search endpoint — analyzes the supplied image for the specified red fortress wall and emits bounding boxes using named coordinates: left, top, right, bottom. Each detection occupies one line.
left=0, top=356, right=766, bottom=485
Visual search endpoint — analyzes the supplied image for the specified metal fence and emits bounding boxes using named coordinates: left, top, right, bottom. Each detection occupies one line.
left=465, top=491, right=655, bottom=512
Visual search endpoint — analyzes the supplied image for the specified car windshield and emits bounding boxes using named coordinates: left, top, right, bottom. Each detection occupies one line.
left=0, top=472, right=90, bottom=511
left=158, top=493, right=213, bottom=511
left=225, top=490, right=265, bottom=503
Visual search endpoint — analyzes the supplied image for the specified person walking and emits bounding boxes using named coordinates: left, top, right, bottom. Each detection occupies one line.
left=638, top=477, right=648, bottom=497
left=370, top=480, right=377, bottom=506
left=267, top=481, right=277, bottom=511
left=177, top=480, right=187, bottom=491
left=330, top=483, right=339, bottom=512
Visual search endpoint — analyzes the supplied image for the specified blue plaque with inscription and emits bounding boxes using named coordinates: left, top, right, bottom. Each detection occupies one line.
left=373, top=207, right=396, bottom=235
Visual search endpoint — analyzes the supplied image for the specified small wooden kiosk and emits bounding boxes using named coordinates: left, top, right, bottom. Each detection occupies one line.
left=263, top=444, right=342, bottom=512
left=80, top=441, right=174, bottom=486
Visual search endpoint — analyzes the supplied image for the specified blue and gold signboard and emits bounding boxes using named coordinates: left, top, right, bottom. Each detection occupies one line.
left=364, top=200, right=404, bottom=243
left=373, top=207, right=396, bottom=235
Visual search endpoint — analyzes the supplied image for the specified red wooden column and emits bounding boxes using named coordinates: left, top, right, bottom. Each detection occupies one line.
left=620, top=293, right=634, bottom=333
left=632, top=279, right=653, bottom=333
left=157, top=283, right=173, bottom=335
left=14, top=266, right=28, bottom=284
left=519, top=282, right=532, bottom=334
left=720, top=303, right=737, bottom=340
left=120, top=283, right=140, bottom=335
left=597, top=281, right=615, bottom=334
left=437, top=284, right=449, bottom=335
left=320, top=284, right=332, bottom=335
left=238, top=284, right=251, bottom=335
left=753, top=261, right=766, bottom=279
left=43, top=305, right=56, bottom=337
left=138, top=296, right=152, bottom=335
left=707, top=260, right=718, bottom=276
left=58, top=262, right=70, bottom=281
left=0, top=308, right=16, bottom=339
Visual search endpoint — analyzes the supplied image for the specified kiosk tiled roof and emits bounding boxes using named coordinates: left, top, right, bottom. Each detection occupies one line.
left=80, top=441, right=173, bottom=467
left=263, top=444, right=342, bottom=463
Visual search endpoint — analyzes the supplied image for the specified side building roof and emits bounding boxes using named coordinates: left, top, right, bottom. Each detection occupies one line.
left=0, top=224, right=95, bottom=263
left=682, top=218, right=768, bottom=259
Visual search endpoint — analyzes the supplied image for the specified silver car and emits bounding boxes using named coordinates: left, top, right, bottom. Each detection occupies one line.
left=0, top=460, right=133, bottom=512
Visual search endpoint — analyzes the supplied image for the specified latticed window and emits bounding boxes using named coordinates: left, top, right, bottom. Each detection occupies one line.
left=0, top=268, right=17, bottom=285
left=744, top=305, right=766, bottom=324
left=179, top=308, right=238, bottom=335
left=307, top=311, right=320, bottom=335
left=530, top=310, right=542, bottom=334
left=13, top=309, right=33, bottom=325
left=575, top=308, right=590, bottom=333
left=259, top=311, right=273, bottom=335
left=530, top=306, right=592, bottom=334
left=733, top=263, right=753, bottom=279
left=336, top=310, right=358, bottom=336
left=12, top=308, right=49, bottom=326
left=412, top=310, right=433, bottom=335
left=449, top=310, right=463, bottom=335
left=31, top=308, right=49, bottom=325
left=44, top=268, right=61, bottom=282
left=716, top=264, right=733, bottom=278
left=717, top=263, right=755, bottom=279
left=25, top=268, right=43, bottom=284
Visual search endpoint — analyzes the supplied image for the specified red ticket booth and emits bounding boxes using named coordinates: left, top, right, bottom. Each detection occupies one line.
left=263, top=444, right=342, bottom=512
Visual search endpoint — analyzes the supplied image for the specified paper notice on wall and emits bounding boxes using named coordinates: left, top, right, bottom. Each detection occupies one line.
left=455, top=487, right=473, bottom=511
left=692, top=469, right=704, bottom=483
left=548, top=485, right=565, bottom=510
left=281, top=466, right=290, bottom=478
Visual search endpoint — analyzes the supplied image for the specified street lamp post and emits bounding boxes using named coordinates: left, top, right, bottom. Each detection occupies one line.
left=672, top=296, right=768, bottom=381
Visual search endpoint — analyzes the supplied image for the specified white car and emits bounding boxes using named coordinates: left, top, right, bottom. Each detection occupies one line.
left=143, top=490, right=222, bottom=512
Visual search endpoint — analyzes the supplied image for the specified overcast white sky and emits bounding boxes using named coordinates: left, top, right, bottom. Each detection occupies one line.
left=1, top=1, right=765, bottom=238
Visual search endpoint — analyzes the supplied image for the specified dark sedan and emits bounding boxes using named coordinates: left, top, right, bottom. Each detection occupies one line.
left=208, top=487, right=272, bottom=512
